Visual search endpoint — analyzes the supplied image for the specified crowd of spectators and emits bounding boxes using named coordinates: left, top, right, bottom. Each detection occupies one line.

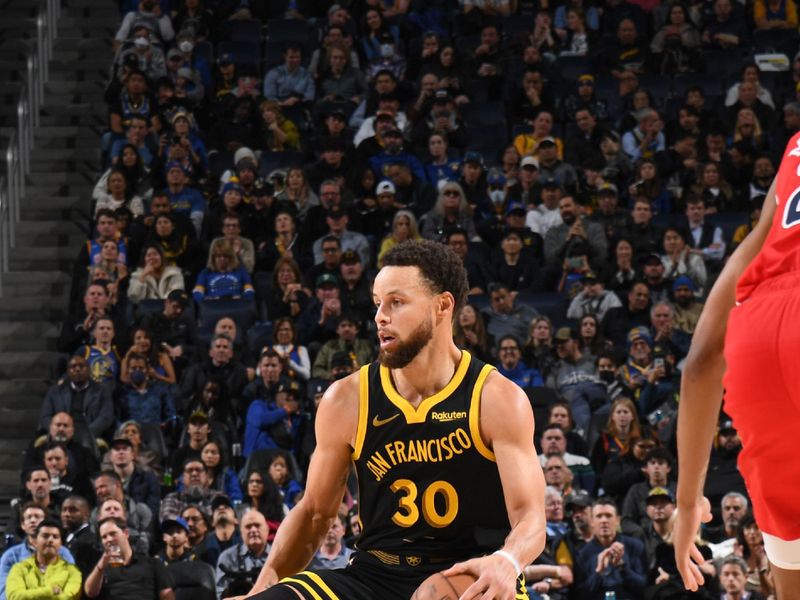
left=5, top=0, right=798, bottom=597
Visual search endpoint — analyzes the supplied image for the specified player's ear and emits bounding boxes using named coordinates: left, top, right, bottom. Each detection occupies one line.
left=436, top=291, right=455, bottom=317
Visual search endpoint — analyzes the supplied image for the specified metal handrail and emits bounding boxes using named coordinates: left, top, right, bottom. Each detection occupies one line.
left=0, top=0, right=60, bottom=295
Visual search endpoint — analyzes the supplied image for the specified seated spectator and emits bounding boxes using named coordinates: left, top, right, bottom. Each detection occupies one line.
left=6, top=519, right=81, bottom=600
left=564, top=491, right=595, bottom=555
left=199, top=497, right=241, bottom=568
left=422, top=132, right=461, bottom=187
left=704, top=420, right=749, bottom=511
left=567, top=273, right=623, bottom=322
left=107, top=420, right=162, bottom=475
left=215, top=510, right=271, bottom=599
left=269, top=317, right=311, bottom=383
left=144, top=212, right=202, bottom=278
left=496, top=335, right=543, bottom=388
left=481, top=282, right=537, bottom=345
left=160, top=459, right=223, bottom=520
left=574, top=499, right=648, bottom=598
left=563, top=81, right=609, bottom=129
left=156, top=517, right=195, bottom=564
left=312, top=315, right=374, bottom=380
left=547, top=402, right=589, bottom=458
left=25, top=414, right=99, bottom=495
left=539, top=424, right=595, bottom=493
left=486, top=228, right=544, bottom=292
left=317, top=42, right=367, bottom=109
left=726, top=65, right=775, bottom=113
left=338, top=250, right=373, bottom=324
left=193, top=239, right=255, bottom=302
left=127, top=244, right=184, bottom=304
left=170, top=411, right=212, bottom=475
left=243, top=380, right=307, bottom=460
left=420, top=182, right=478, bottom=241
left=525, top=176, right=563, bottom=238
left=622, top=109, right=666, bottom=162
left=296, top=274, right=343, bottom=347
left=210, top=213, right=255, bottom=275
left=445, top=228, right=488, bottom=294
left=94, top=144, right=153, bottom=203
left=558, top=7, right=597, bottom=57
left=514, top=112, right=564, bottom=160
left=116, top=352, right=177, bottom=430
left=377, top=209, right=422, bottom=268
left=74, top=319, right=120, bottom=389
left=305, top=140, right=352, bottom=194
left=159, top=111, right=207, bottom=175
left=753, top=0, right=798, bottom=30
left=263, top=43, right=314, bottom=107
left=681, top=194, right=726, bottom=265
left=256, top=100, right=300, bottom=152
left=309, top=509, right=352, bottom=570
left=547, top=328, right=608, bottom=433
left=60, top=496, right=98, bottom=578
left=544, top=195, right=608, bottom=269
left=194, top=441, right=242, bottom=503
left=453, top=304, right=493, bottom=364
left=671, top=275, right=703, bottom=335
left=163, top=161, right=205, bottom=236
left=577, top=315, right=610, bottom=363
left=590, top=397, right=642, bottom=477
left=267, top=257, right=311, bottom=322
left=599, top=18, right=649, bottom=77
left=522, top=316, right=558, bottom=379
left=703, top=0, right=749, bottom=50
left=120, top=328, right=176, bottom=386
left=0, top=503, right=75, bottom=600
left=602, top=282, right=652, bottom=347
left=312, top=206, right=371, bottom=268
left=140, top=290, right=196, bottom=370
left=106, top=437, right=160, bottom=518
left=543, top=455, right=578, bottom=496
left=523, top=487, right=574, bottom=598
left=719, top=555, right=767, bottom=600
left=91, top=473, right=152, bottom=555
left=704, top=492, right=749, bottom=551
left=726, top=92, right=775, bottom=141
left=691, top=161, right=738, bottom=214
left=266, top=452, right=303, bottom=509
left=39, top=356, right=114, bottom=440
left=82, top=517, right=174, bottom=600
left=605, top=238, right=638, bottom=296
left=179, top=505, right=209, bottom=555
left=734, top=517, right=775, bottom=597
left=43, top=443, right=93, bottom=509
left=94, top=167, right=145, bottom=217
left=239, top=469, right=286, bottom=528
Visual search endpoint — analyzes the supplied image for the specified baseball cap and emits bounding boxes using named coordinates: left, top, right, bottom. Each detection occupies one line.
left=646, top=487, right=675, bottom=504
left=254, top=180, right=275, bottom=196
left=160, top=517, right=190, bottom=534
left=627, top=326, right=653, bottom=349
left=211, top=495, right=233, bottom=512
left=542, top=177, right=559, bottom=188
left=375, top=110, right=396, bottom=122
left=565, top=490, right=593, bottom=508
left=217, top=52, right=234, bottom=66
left=520, top=156, right=538, bottom=169
left=234, top=147, right=256, bottom=166
left=188, top=410, right=209, bottom=424
left=276, top=380, right=301, bottom=396
left=487, top=168, right=506, bottom=186
left=642, top=253, right=663, bottom=266
left=433, top=89, right=451, bottom=104
left=327, top=108, right=346, bottom=121
left=504, top=202, right=526, bottom=217
left=176, top=67, right=193, bottom=80
left=122, top=53, right=139, bottom=68
left=581, top=271, right=599, bottom=284
left=538, top=137, right=557, bottom=147
left=554, top=327, right=574, bottom=342
left=382, top=128, right=402, bottom=138
left=167, top=48, right=183, bottom=61
left=315, top=273, right=339, bottom=288
left=221, top=181, right=242, bottom=196
left=340, top=250, right=361, bottom=264
left=597, top=182, right=618, bottom=195
left=110, top=437, right=133, bottom=449
left=376, top=180, right=396, bottom=195
left=719, top=419, right=737, bottom=434
left=165, top=160, right=186, bottom=174
left=463, top=151, right=484, bottom=167
left=167, top=289, right=189, bottom=306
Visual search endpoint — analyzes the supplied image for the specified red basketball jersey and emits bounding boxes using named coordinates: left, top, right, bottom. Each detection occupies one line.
left=736, top=132, right=800, bottom=302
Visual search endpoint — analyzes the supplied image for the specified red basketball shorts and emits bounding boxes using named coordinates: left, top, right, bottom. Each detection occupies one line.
left=724, top=271, right=800, bottom=541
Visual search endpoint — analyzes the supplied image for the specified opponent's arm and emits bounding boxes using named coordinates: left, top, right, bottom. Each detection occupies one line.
left=675, top=183, right=776, bottom=590
left=245, top=375, right=359, bottom=594
left=444, top=372, right=546, bottom=600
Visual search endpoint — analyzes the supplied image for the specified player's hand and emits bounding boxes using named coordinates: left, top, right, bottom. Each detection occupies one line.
left=674, top=497, right=713, bottom=592
left=442, top=554, right=518, bottom=600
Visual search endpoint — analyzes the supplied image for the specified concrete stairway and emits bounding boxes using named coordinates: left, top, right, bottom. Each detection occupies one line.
left=0, top=0, right=118, bottom=518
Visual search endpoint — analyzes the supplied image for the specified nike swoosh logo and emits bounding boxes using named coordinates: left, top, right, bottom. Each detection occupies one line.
left=372, top=414, right=401, bottom=427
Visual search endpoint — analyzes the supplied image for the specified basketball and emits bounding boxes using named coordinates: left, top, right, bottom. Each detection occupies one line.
left=410, top=572, right=477, bottom=600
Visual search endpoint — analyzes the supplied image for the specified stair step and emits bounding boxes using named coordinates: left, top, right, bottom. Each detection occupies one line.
left=25, top=172, right=94, bottom=185
left=0, top=295, right=65, bottom=311
left=0, top=321, right=59, bottom=338
left=0, top=379, right=50, bottom=396
left=2, top=270, right=71, bottom=284
left=16, top=220, right=87, bottom=236
left=0, top=351, right=60, bottom=379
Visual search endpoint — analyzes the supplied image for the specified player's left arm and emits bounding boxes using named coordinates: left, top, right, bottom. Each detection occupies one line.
left=443, top=371, right=547, bottom=600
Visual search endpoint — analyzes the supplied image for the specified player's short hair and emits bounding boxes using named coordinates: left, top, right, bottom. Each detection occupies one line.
left=381, top=240, right=468, bottom=316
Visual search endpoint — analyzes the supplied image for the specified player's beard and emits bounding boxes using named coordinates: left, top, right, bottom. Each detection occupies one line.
left=378, top=316, right=434, bottom=369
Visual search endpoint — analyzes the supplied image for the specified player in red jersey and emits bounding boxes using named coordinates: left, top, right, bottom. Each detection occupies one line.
left=675, top=132, right=800, bottom=597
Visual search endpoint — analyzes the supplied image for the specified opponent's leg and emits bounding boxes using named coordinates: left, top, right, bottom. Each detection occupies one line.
left=763, top=534, right=800, bottom=600
left=248, top=585, right=304, bottom=600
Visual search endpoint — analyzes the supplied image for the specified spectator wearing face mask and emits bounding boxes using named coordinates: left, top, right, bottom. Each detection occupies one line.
left=114, top=2, right=175, bottom=54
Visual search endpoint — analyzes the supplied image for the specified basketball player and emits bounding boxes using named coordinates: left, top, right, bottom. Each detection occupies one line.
left=675, top=134, right=800, bottom=597
left=239, top=240, right=546, bottom=600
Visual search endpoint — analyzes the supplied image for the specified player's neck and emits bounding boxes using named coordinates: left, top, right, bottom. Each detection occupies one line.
left=390, top=341, right=462, bottom=407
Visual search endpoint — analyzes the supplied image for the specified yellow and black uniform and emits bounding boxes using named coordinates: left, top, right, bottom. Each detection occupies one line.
left=262, top=351, right=529, bottom=600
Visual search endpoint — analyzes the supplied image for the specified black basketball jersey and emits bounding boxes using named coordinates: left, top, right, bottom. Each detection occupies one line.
left=352, top=350, right=510, bottom=558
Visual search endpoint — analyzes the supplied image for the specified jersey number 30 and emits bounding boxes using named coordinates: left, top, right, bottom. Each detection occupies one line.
left=390, top=479, right=459, bottom=528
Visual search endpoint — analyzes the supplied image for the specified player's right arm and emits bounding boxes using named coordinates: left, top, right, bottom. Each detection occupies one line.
left=674, top=183, right=776, bottom=591
left=244, top=374, right=360, bottom=595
